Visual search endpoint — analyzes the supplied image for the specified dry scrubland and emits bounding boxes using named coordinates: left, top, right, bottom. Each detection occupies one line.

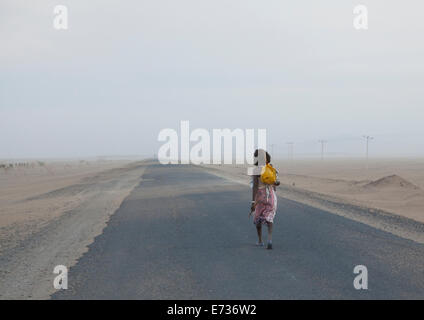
left=204, top=158, right=424, bottom=224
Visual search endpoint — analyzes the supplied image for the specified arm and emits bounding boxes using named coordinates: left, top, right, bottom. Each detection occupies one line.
left=273, top=168, right=280, bottom=190
left=251, top=175, right=259, bottom=213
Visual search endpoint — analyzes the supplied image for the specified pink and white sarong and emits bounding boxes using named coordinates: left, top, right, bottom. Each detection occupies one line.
left=253, top=186, right=277, bottom=225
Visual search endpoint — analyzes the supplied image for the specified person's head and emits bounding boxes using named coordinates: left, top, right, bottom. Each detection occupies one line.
left=254, top=149, right=271, bottom=166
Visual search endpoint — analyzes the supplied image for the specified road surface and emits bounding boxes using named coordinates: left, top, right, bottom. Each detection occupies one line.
left=53, top=164, right=424, bottom=299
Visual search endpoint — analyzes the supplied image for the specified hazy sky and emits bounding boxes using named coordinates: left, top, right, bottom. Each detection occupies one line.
left=1, top=0, right=423, bottom=159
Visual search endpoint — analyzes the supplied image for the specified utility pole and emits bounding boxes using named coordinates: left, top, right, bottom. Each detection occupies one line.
left=318, top=140, right=327, bottom=160
left=363, top=135, right=373, bottom=169
left=286, top=142, right=294, bottom=161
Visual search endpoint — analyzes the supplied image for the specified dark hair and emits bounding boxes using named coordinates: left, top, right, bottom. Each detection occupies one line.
left=254, top=149, right=271, bottom=166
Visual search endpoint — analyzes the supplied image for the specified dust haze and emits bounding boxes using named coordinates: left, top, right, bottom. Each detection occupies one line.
left=1, top=0, right=424, bottom=159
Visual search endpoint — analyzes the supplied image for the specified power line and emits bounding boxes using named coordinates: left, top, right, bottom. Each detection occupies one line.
left=318, top=140, right=327, bottom=160
left=363, top=135, right=374, bottom=169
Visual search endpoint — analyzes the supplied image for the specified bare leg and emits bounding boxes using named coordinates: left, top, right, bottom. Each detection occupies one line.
left=266, top=222, right=273, bottom=249
left=267, top=222, right=273, bottom=242
left=256, top=224, right=262, bottom=244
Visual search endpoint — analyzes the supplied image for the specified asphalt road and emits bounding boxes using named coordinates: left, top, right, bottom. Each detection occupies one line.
left=53, top=164, right=424, bottom=299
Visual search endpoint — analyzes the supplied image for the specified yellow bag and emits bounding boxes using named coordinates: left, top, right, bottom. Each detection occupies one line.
left=260, top=163, right=277, bottom=185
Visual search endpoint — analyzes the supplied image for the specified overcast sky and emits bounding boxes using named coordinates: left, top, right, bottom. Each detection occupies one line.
left=1, top=0, right=423, bottom=159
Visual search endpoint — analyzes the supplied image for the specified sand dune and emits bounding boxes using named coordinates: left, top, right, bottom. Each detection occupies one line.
left=363, top=174, right=420, bottom=191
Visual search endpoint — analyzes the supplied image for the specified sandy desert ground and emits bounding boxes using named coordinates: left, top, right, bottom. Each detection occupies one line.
left=276, top=158, right=424, bottom=224
left=0, top=159, right=129, bottom=253
left=201, top=157, right=424, bottom=243
left=206, top=158, right=424, bottom=223
left=2, top=158, right=423, bottom=245
left=1, top=157, right=423, bottom=299
left=0, top=159, right=149, bottom=299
